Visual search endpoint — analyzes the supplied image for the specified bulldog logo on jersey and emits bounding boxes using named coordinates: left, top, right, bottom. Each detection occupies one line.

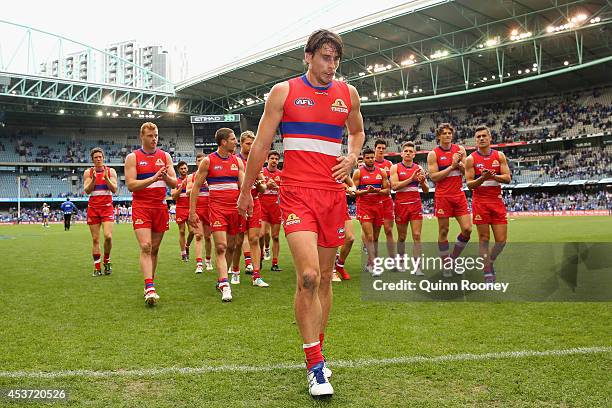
left=155, top=158, right=165, bottom=166
left=331, top=98, right=348, bottom=113
left=475, top=214, right=482, bottom=221
left=213, top=221, right=222, bottom=227
left=230, top=164, right=238, bottom=171
left=375, top=174, right=382, bottom=180
left=492, top=160, right=500, bottom=167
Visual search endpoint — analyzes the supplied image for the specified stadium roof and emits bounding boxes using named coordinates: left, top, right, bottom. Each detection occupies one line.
left=175, top=0, right=612, bottom=115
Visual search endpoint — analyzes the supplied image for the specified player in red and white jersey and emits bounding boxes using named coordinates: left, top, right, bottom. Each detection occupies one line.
left=230, top=131, right=269, bottom=287
left=237, top=30, right=364, bottom=397
left=171, top=161, right=194, bottom=262
left=373, top=139, right=396, bottom=260
left=390, top=142, right=429, bottom=275
left=465, top=125, right=511, bottom=283
left=427, top=123, right=472, bottom=276
left=332, top=174, right=356, bottom=282
left=124, top=122, right=177, bottom=306
left=260, top=150, right=283, bottom=271
left=189, top=128, right=245, bottom=303
left=185, top=153, right=214, bottom=274
left=84, top=147, right=117, bottom=277
left=353, top=148, right=389, bottom=274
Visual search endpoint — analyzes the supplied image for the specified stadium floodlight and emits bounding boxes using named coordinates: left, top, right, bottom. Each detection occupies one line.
left=401, top=55, right=416, bottom=66
left=564, top=61, right=569, bottom=66
left=546, top=26, right=555, bottom=33
left=380, top=92, right=386, bottom=98
left=518, top=70, right=523, bottom=74
left=372, top=91, right=378, bottom=96
left=533, top=63, right=538, bottom=68
left=167, top=103, right=178, bottom=113
left=127, top=114, right=131, bottom=118
left=485, top=38, right=498, bottom=47
left=570, top=14, right=588, bottom=24
left=97, top=110, right=103, bottom=117
left=106, top=112, right=111, bottom=117
left=361, top=96, right=369, bottom=101
left=510, top=30, right=533, bottom=41
left=525, top=68, right=531, bottom=73
left=59, top=109, right=64, bottom=114
left=483, top=77, right=488, bottom=81
left=102, top=95, right=112, bottom=105
left=430, top=50, right=449, bottom=59
left=590, top=17, right=601, bottom=24
left=418, top=88, right=423, bottom=93
left=358, top=72, right=366, bottom=76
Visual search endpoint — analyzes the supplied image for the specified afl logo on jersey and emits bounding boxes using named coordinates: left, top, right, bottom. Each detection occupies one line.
left=139, top=161, right=148, bottom=166
left=294, top=97, right=315, bottom=107
left=331, top=98, right=348, bottom=113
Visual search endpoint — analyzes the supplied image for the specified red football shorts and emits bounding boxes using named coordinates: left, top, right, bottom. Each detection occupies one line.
left=209, top=203, right=245, bottom=235
left=356, top=201, right=384, bottom=227
left=260, top=195, right=282, bottom=224
left=246, top=199, right=262, bottom=230
left=381, top=195, right=395, bottom=221
left=279, top=185, right=347, bottom=248
left=87, top=205, right=115, bottom=225
left=394, top=200, right=423, bottom=223
left=196, top=206, right=210, bottom=227
left=434, top=194, right=470, bottom=218
left=175, top=207, right=189, bottom=225
left=132, top=206, right=169, bottom=233
left=472, top=199, right=507, bottom=225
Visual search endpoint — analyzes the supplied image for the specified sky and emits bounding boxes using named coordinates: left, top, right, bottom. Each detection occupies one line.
left=1, top=0, right=409, bottom=82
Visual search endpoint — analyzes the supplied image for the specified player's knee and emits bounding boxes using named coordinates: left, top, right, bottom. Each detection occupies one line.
left=194, top=232, right=203, bottom=241
left=439, top=227, right=449, bottom=238
left=345, top=232, right=355, bottom=244
left=215, top=242, right=227, bottom=255
left=271, top=233, right=279, bottom=242
left=478, top=232, right=489, bottom=242
left=412, top=232, right=421, bottom=242
left=462, top=226, right=472, bottom=236
left=92, top=236, right=100, bottom=246
left=140, top=242, right=152, bottom=254
left=299, top=268, right=320, bottom=292
left=104, top=234, right=112, bottom=243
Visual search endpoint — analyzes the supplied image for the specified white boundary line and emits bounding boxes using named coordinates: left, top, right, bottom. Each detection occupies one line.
left=0, top=346, right=609, bottom=379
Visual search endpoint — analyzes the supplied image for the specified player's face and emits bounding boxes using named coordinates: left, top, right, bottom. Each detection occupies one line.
left=196, top=156, right=204, bottom=167
left=268, top=155, right=279, bottom=169
left=305, top=43, right=340, bottom=85
left=241, top=138, right=253, bottom=155
left=375, top=144, right=386, bottom=159
left=438, top=128, right=453, bottom=145
left=475, top=130, right=491, bottom=148
left=221, top=133, right=237, bottom=153
left=178, top=164, right=188, bottom=177
left=92, top=152, right=104, bottom=167
left=363, top=153, right=375, bottom=167
left=141, top=128, right=158, bottom=150
left=402, top=147, right=415, bottom=161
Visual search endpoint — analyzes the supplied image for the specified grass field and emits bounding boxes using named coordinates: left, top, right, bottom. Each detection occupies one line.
left=0, top=216, right=611, bottom=407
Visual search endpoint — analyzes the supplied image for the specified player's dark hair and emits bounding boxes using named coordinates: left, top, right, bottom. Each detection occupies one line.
left=402, top=141, right=416, bottom=150
left=362, top=147, right=375, bottom=156
left=215, top=128, right=235, bottom=146
left=304, top=29, right=343, bottom=61
left=436, top=123, right=455, bottom=138
left=177, top=160, right=188, bottom=168
left=195, top=152, right=206, bottom=160
left=90, top=147, right=105, bottom=160
left=268, top=150, right=280, bottom=159
left=475, top=125, right=491, bottom=135
left=374, top=139, right=387, bottom=148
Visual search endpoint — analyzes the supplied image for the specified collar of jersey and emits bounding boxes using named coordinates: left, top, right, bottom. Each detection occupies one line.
left=301, top=74, right=332, bottom=91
